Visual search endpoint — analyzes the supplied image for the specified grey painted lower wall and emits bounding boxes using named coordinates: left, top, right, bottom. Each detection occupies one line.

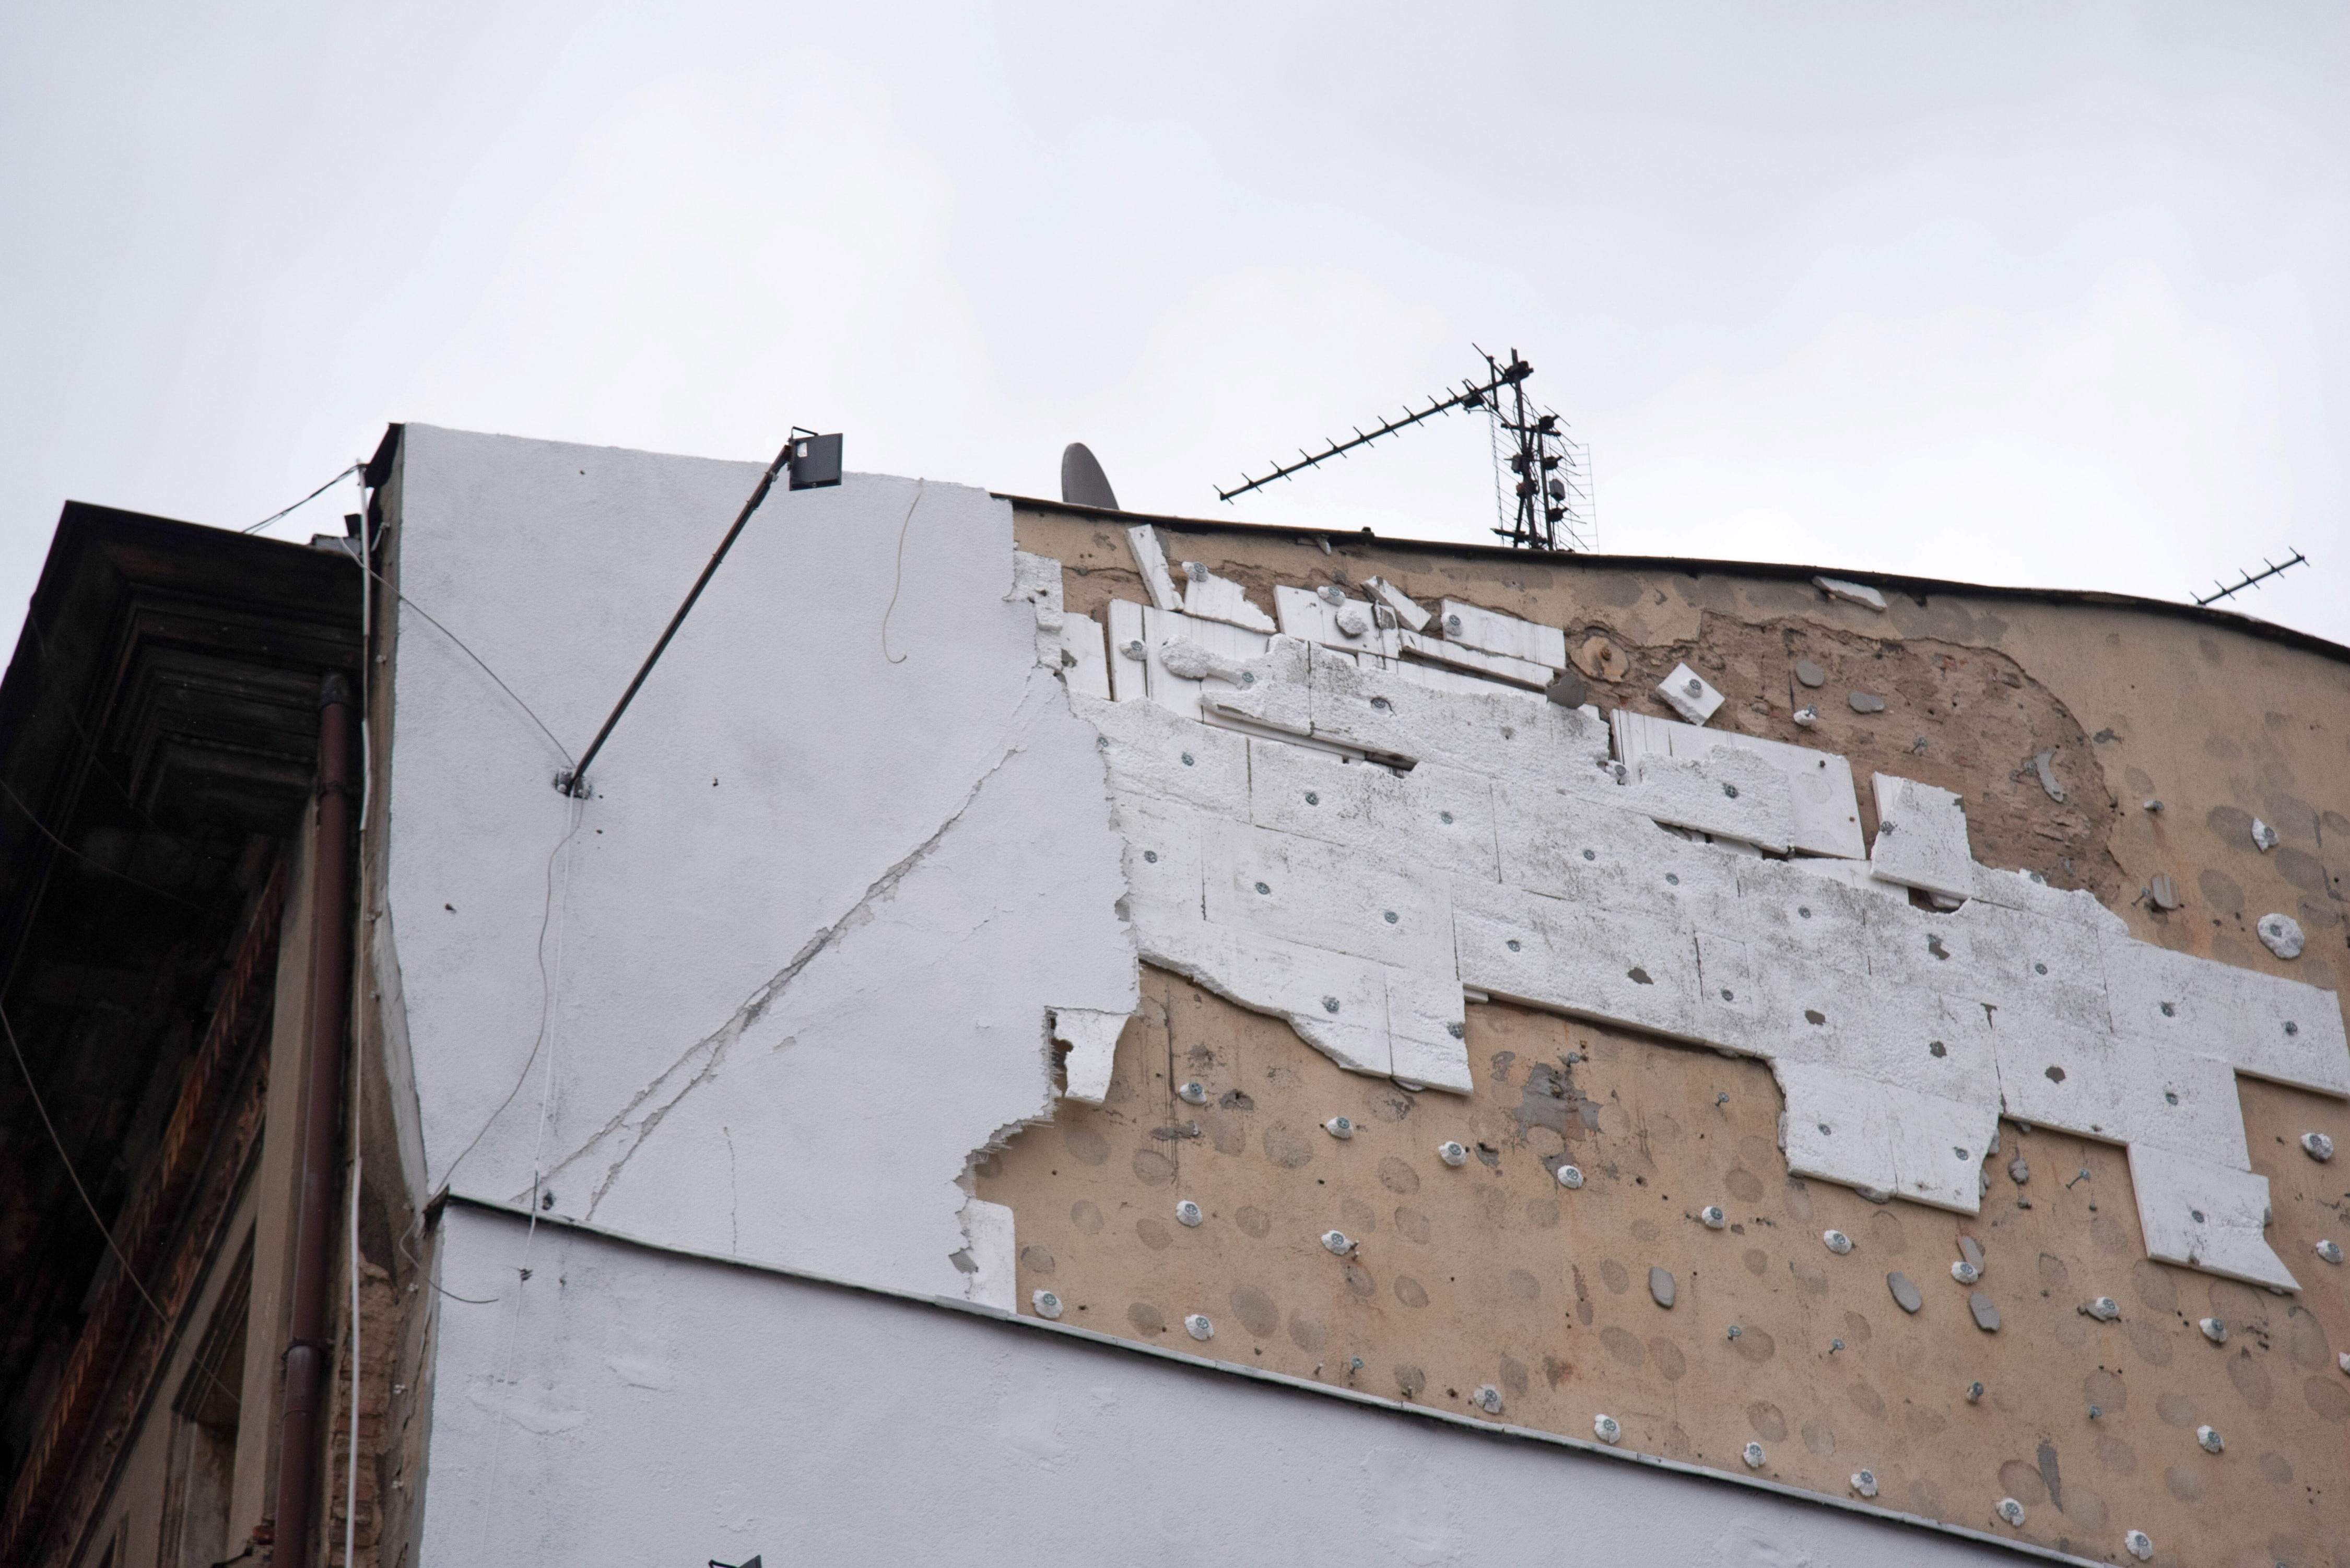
left=420, top=1203, right=2031, bottom=1567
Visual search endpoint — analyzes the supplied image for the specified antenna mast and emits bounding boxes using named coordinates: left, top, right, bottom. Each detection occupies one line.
left=1214, top=346, right=1594, bottom=550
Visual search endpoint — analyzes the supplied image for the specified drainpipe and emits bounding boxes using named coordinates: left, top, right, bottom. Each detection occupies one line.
left=273, top=671, right=356, bottom=1568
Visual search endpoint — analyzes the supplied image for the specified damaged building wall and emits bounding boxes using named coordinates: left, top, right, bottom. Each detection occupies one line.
left=362, top=423, right=2346, bottom=1567
left=979, top=967, right=2350, bottom=1566
left=375, top=428, right=1134, bottom=1303
left=414, top=1200, right=2035, bottom=1568
left=981, top=506, right=2350, bottom=1562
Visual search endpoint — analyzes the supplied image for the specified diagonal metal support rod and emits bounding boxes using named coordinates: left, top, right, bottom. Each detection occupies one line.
left=557, top=432, right=808, bottom=796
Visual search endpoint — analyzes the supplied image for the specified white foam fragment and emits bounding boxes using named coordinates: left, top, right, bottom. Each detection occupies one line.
left=1126, top=524, right=1185, bottom=611
left=1438, top=599, right=1567, bottom=669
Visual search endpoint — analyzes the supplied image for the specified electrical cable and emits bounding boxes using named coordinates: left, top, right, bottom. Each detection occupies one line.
left=243, top=465, right=361, bottom=535
left=879, top=480, right=927, bottom=665
left=0, top=995, right=246, bottom=1419
left=0, top=776, right=208, bottom=913
left=361, top=563, right=574, bottom=771
left=0, top=997, right=177, bottom=1327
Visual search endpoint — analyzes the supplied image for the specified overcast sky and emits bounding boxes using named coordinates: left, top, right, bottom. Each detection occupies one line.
left=5, top=3, right=2346, bottom=647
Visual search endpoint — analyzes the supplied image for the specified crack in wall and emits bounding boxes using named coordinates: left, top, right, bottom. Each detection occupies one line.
left=530, top=700, right=1048, bottom=1217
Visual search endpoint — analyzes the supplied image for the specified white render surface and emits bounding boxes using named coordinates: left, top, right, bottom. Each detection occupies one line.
left=383, top=428, right=1134, bottom=1299
left=420, top=1203, right=2027, bottom=1568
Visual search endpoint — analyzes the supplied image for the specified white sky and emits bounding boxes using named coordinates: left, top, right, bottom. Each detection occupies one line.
left=5, top=3, right=2347, bottom=646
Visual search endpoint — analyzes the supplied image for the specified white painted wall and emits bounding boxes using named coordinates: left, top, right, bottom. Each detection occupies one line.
left=382, top=427, right=1133, bottom=1300
left=421, top=1202, right=2033, bottom=1568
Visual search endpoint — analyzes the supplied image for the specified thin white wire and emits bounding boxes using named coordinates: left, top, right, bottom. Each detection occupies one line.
left=475, top=792, right=583, bottom=1543
left=344, top=1151, right=360, bottom=1567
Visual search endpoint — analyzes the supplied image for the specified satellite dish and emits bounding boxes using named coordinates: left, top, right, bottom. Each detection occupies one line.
left=1060, top=443, right=1120, bottom=510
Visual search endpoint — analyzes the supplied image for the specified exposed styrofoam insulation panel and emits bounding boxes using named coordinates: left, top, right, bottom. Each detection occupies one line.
left=1067, top=588, right=2350, bottom=1289
left=1438, top=599, right=1567, bottom=669
left=1613, top=710, right=1867, bottom=860
left=1398, top=629, right=1552, bottom=689
left=1362, top=574, right=1432, bottom=632
left=1869, top=773, right=1976, bottom=900
left=1051, top=1007, right=1128, bottom=1104
left=1177, top=562, right=1276, bottom=632
left=1106, top=598, right=1147, bottom=702
left=1657, top=662, right=1725, bottom=725
left=1273, top=584, right=1400, bottom=661
left=1125, top=523, right=1184, bottom=611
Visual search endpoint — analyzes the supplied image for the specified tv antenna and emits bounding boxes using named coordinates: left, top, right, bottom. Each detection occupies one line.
left=2193, top=548, right=2307, bottom=607
left=1215, top=347, right=1593, bottom=551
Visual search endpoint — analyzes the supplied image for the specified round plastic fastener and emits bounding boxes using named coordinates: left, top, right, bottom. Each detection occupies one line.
left=1966, top=1381, right=1985, bottom=1403
left=2199, top=1316, right=2227, bottom=1344
left=1176, top=1200, right=1203, bottom=1227
left=1685, top=678, right=1703, bottom=697
left=1850, top=1470, right=1877, bottom=1499
left=2317, top=1240, right=2343, bottom=1265
left=1438, top=1140, right=1468, bottom=1168
left=1032, top=1289, right=1063, bottom=1321
left=1321, top=996, right=1341, bottom=1014
left=1699, top=1205, right=1726, bottom=1229
left=1444, top=614, right=1462, bottom=633
left=2259, top=913, right=2306, bottom=959
left=2088, top=1404, right=2102, bottom=1419
left=2084, top=1296, right=2120, bottom=1322
left=1952, top=1260, right=1980, bottom=1285
left=1324, top=1116, right=1355, bottom=1139
left=2304, top=1131, right=2336, bottom=1162
left=1321, top=1230, right=1354, bottom=1256
left=1183, top=1313, right=1213, bottom=1341
left=1556, top=1163, right=1584, bottom=1189
left=1996, top=1498, right=2025, bottom=1527
left=2195, top=1423, right=2223, bottom=1454
left=1176, top=1081, right=1208, bottom=1105
left=1726, top=1325, right=1742, bottom=1339
left=1593, top=1414, right=1621, bottom=1444
left=1472, top=1385, right=1503, bottom=1415
left=2123, top=1529, right=2153, bottom=1562
left=1823, top=1229, right=1852, bottom=1255
left=1742, top=1442, right=1766, bottom=1468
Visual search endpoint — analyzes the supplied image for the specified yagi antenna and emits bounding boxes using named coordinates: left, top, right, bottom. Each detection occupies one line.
left=1215, top=346, right=1594, bottom=551
left=2193, top=548, right=2307, bottom=607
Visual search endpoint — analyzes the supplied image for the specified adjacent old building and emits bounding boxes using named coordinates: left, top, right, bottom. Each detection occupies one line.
left=5, top=423, right=2346, bottom=1566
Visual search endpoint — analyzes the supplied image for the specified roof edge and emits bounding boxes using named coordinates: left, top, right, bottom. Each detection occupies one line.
left=998, top=494, right=2350, bottom=667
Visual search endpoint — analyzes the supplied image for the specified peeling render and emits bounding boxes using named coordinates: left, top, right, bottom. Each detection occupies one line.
left=1056, top=548, right=2348, bottom=1290
left=384, top=430, right=1132, bottom=1301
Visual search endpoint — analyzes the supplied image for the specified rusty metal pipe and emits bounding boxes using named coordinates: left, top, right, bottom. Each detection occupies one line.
left=272, top=671, right=356, bottom=1568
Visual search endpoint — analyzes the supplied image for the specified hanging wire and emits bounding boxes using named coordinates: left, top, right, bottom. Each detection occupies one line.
left=243, top=464, right=360, bottom=534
